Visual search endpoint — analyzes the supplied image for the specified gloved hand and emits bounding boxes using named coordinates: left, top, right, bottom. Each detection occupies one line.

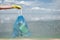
left=12, top=5, right=22, bottom=9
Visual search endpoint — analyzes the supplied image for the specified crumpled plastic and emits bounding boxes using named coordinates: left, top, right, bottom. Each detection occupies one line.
left=12, top=15, right=30, bottom=38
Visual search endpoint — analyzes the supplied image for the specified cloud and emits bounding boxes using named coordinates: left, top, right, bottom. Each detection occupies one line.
left=31, top=7, right=60, bottom=12
left=15, top=1, right=32, bottom=6
left=53, top=0, right=60, bottom=9
left=30, top=15, right=60, bottom=21
left=31, top=17, right=40, bottom=21
left=20, top=1, right=30, bottom=5
left=0, top=0, right=60, bottom=21
left=31, top=7, right=52, bottom=12
left=31, top=7, right=40, bottom=10
left=4, top=0, right=14, bottom=2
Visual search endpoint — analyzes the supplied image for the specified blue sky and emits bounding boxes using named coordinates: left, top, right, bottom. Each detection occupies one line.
left=0, top=0, right=60, bottom=22
left=39, top=0, right=52, bottom=3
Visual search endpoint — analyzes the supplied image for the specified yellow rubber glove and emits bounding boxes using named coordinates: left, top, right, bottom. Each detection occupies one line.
left=12, top=5, right=22, bottom=9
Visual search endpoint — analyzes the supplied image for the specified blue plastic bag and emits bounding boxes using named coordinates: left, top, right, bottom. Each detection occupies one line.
left=12, top=15, right=30, bottom=37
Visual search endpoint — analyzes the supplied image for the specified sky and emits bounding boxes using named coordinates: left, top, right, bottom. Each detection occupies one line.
left=0, top=0, right=60, bottom=23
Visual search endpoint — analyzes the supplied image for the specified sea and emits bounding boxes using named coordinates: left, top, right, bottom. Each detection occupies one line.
left=0, top=20, right=60, bottom=38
